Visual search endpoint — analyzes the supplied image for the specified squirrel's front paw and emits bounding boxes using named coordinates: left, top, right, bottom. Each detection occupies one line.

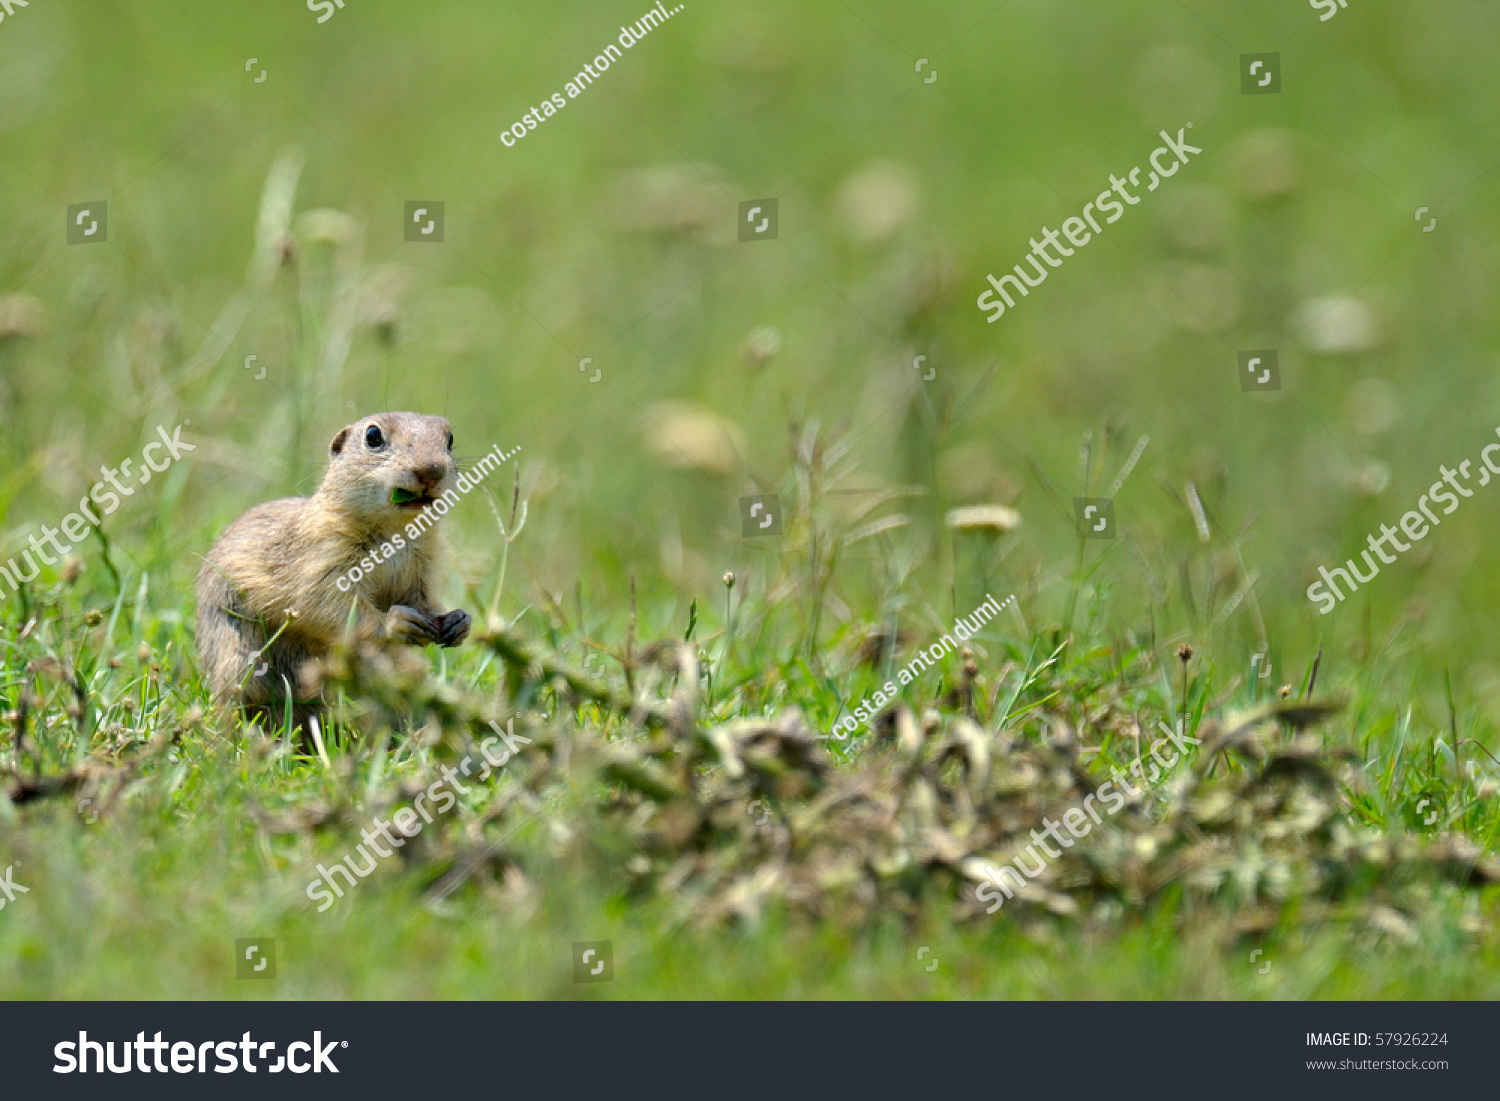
left=432, top=609, right=471, bottom=647
left=385, top=604, right=441, bottom=645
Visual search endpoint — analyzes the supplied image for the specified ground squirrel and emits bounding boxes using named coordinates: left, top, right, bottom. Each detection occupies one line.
left=196, top=411, right=471, bottom=728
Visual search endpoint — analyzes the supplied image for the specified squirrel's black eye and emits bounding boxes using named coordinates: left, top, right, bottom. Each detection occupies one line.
left=447, top=431, right=454, bottom=451
left=365, top=425, right=384, bottom=449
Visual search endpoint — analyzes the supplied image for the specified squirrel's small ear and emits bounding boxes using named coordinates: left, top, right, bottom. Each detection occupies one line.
left=330, top=426, right=351, bottom=456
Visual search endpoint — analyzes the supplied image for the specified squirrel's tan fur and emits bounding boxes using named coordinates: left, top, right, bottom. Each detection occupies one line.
left=195, top=411, right=471, bottom=728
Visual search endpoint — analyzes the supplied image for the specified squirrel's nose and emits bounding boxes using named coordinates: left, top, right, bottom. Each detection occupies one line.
left=412, top=462, right=447, bottom=488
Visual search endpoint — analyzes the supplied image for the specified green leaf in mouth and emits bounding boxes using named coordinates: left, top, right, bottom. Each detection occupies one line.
left=390, top=487, right=425, bottom=506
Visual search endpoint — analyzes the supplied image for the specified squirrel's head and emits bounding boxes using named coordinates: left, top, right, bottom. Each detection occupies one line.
left=323, top=412, right=456, bottom=530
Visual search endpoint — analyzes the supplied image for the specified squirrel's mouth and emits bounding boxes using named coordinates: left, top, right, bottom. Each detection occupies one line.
left=390, top=487, right=438, bottom=510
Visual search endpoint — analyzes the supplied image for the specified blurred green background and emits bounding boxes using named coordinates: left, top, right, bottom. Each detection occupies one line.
left=7, top=0, right=1500, bottom=697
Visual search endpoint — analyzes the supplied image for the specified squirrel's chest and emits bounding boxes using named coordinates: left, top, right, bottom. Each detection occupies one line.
left=334, top=536, right=422, bottom=606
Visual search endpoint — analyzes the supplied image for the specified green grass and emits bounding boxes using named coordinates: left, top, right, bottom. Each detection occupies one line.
left=2, top=500, right=1497, bottom=998
left=3, top=0, right=1500, bottom=998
